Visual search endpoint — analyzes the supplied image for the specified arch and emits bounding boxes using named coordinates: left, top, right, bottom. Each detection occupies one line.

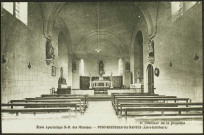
left=74, top=31, right=127, bottom=58
left=136, top=31, right=143, bottom=45
left=56, top=17, right=73, bottom=55
left=134, top=31, right=144, bottom=83
left=45, top=2, right=155, bottom=39
left=146, top=64, right=154, bottom=94
left=135, top=3, right=155, bottom=37
left=58, top=31, right=68, bottom=53
left=44, top=2, right=155, bottom=52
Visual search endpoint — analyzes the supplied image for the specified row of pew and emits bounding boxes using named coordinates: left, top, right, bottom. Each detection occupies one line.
left=2, top=94, right=89, bottom=117
left=111, top=93, right=203, bottom=120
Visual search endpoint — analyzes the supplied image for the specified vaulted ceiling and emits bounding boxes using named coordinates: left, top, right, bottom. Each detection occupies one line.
left=56, top=2, right=144, bottom=58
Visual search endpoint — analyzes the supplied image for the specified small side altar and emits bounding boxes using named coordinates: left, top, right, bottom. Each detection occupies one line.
left=57, top=67, right=71, bottom=94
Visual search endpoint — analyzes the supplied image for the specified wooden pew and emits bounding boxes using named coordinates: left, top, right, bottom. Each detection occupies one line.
left=112, top=95, right=177, bottom=105
left=9, top=99, right=84, bottom=112
left=113, top=96, right=180, bottom=110
left=111, top=93, right=159, bottom=101
left=114, top=98, right=190, bottom=114
left=25, top=97, right=88, bottom=111
left=111, top=94, right=160, bottom=106
left=2, top=103, right=79, bottom=114
left=10, top=99, right=81, bottom=103
left=118, top=102, right=203, bottom=116
left=41, top=94, right=89, bottom=104
left=26, top=97, right=88, bottom=105
left=1, top=107, right=71, bottom=116
left=41, top=94, right=88, bottom=97
left=124, top=106, right=203, bottom=120
left=111, top=93, right=159, bottom=96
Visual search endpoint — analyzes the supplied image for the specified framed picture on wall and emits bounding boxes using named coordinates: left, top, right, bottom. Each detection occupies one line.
left=52, top=66, right=56, bottom=76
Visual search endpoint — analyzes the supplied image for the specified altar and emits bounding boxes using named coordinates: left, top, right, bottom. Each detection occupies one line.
left=89, top=75, right=113, bottom=89
left=90, top=80, right=111, bottom=89
left=80, top=75, right=122, bottom=89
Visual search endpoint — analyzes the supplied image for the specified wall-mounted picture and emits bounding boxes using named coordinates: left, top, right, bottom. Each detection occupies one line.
left=52, top=66, right=56, bottom=76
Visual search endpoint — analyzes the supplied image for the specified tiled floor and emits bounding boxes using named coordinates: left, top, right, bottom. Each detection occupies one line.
left=2, top=101, right=203, bottom=133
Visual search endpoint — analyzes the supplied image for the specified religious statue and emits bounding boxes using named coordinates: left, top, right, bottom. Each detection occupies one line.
left=99, top=61, right=105, bottom=75
left=72, top=60, right=76, bottom=71
left=46, top=37, right=54, bottom=59
left=60, top=67, right=63, bottom=78
left=148, top=39, right=154, bottom=58
left=136, top=69, right=141, bottom=83
left=58, top=67, right=67, bottom=85
left=110, top=72, right=113, bottom=81
left=136, top=69, right=141, bottom=79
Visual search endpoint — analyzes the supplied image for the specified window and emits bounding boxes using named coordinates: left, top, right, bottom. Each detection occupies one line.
left=80, top=59, right=84, bottom=75
left=171, top=2, right=184, bottom=22
left=171, top=1, right=198, bottom=23
left=1, top=2, right=27, bottom=25
left=1, top=2, right=13, bottom=15
left=118, top=59, right=123, bottom=75
left=15, top=2, right=28, bottom=25
left=15, top=2, right=20, bottom=19
left=184, top=2, right=197, bottom=12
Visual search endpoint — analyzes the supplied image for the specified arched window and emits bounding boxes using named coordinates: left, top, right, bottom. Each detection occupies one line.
left=118, top=59, right=123, bottom=75
left=80, top=59, right=84, bottom=75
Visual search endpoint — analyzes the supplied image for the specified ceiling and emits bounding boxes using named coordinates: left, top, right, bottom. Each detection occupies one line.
left=57, top=2, right=144, bottom=58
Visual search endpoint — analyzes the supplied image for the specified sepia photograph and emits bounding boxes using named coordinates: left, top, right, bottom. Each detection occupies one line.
left=1, top=1, right=203, bottom=134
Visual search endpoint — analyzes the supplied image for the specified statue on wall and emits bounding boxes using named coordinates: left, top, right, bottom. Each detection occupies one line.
left=136, top=69, right=141, bottom=83
left=60, top=67, right=63, bottom=78
left=136, top=69, right=141, bottom=79
left=46, top=38, right=55, bottom=60
left=72, top=60, right=76, bottom=71
left=148, top=39, right=154, bottom=58
left=58, top=67, right=67, bottom=85
left=99, top=61, right=105, bottom=75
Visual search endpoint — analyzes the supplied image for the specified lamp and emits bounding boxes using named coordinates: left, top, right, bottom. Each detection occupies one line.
left=28, top=62, right=31, bottom=69
left=169, top=61, right=172, bottom=67
left=95, top=2, right=101, bottom=53
left=194, top=54, right=199, bottom=62
left=1, top=55, right=6, bottom=64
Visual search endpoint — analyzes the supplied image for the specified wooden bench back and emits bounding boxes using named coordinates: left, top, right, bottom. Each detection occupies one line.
left=41, top=94, right=88, bottom=97
left=9, top=99, right=82, bottom=103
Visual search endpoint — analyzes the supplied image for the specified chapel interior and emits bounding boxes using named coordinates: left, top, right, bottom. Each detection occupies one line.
left=1, top=2, right=203, bottom=133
